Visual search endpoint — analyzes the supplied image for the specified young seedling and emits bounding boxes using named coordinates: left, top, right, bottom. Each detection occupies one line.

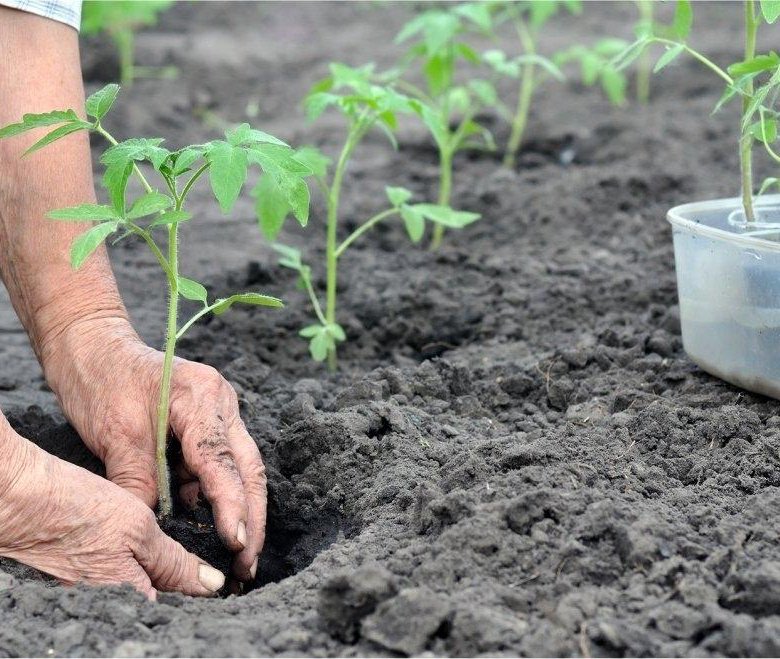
left=260, top=64, right=480, bottom=370
left=0, top=84, right=312, bottom=517
left=81, top=0, right=176, bottom=86
left=393, top=5, right=495, bottom=249
left=613, top=0, right=776, bottom=223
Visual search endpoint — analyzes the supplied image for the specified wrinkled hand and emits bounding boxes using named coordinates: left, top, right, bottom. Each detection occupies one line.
left=44, top=318, right=266, bottom=582
left=0, top=415, right=226, bottom=598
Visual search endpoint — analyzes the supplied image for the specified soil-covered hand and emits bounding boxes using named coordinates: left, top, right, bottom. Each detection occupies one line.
left=0, top=414, right=225, bottom=598
left=43, top=317, right=266, bottom=582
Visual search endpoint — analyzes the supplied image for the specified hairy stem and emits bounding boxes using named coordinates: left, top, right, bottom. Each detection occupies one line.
left=155, top=219, right=179, bottom=518
left=741, top=0, right=757, bottom=222
left=325, top=122, right=363, bottom=371
left=504, top=17, right=536, bottom=168
left=636, top=0, right=653, bottom=103
left=430, top=148, right=453, bottom=250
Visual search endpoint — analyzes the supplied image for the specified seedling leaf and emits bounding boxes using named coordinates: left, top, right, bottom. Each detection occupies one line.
left=85, top=84, right=120, bottom=120
left=386, top=186, right=413, bottom=207
left=212, top=292, right=284, bottom=315
left=178, top=277, right=208, bottom=304
left=401, top=205, right=425, bottom=243
left=654, top=44, right=685, bottom=72
left=0, top=110, right=81, bottom=139
left=207, top=142, right=248, bottom=213
left=48, top=203, right=120, bottom=222
left=71, top=221, right=119, bottom=268
left=254, top=174, right=291, bottom=240
left=127, top=192, right=173, bottom=219
left=413, top=204, right=480, bottom=227
left=293, top=146, right=331, bottom=179
left=672, top=0, right=693, bottom=39
left=24, top=121, right=91, bottom=156
left=761, top=0, right=780, bottom=23
left=148, top=210, right=192, bottom=228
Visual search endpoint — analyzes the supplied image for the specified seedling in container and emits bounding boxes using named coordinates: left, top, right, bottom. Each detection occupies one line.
left=261, top=64, right=480, bottom=370
left=613, top=0, right=779, bottom=223
left=0, top=84, right=311, bottom=517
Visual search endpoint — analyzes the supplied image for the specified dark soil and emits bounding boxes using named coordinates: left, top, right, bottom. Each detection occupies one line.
left=1, top=1, right=779, bottom=656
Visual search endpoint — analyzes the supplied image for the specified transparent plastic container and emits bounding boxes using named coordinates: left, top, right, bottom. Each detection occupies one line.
left=668, top=194, right=780, bottom=399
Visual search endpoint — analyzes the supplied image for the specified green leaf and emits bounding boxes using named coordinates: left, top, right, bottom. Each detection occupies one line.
left=759, top=176, right=780, bottom=194
left=254, top=174, right=291, bottom=241
left=424, top=51, right=454, bottom=96
left=728, top=53, right=780, bottom=77
left=413, top=204, right=481, bottom=227
left=299, top=324, right=323, bottom=338
left=178, top=277, right=208, bottom=304
left=48, top=203, right=120, bottom=222
left=386, top=186, right=413, bottom=207
left=761, top=0, right=780, bottom=22
left=653, top=43, right=685, bottom=72
left=455, top=2, right=492, bottom=30
left=309, top=329, right=332, bottom=362
left=672, top=0, right=693, bottom=39
left=293, top=146, right=331, bottom=179
left=127, top=192, right=173, bottom=220
left=148, top=210, right=192, bottom=228
left=416, top=104, right=450, bottom=152
left=24, top=121, right=91, bottom=156
left=207, top=142, right=248, bottom=213
left=0, top=110, right=81, bottom=140
left=600, top=67, right=627, bottom=106
left=172, top=147, right=204, bottom=176
left=103, top=161, right=134, bottom=215
left=273, top=243, right=304, bottom=271
left=401, top=205, right=425, bottom=243
left=85, top=84, right=120, bottom=120
left=212, top=292, right=284, bottom=315
left=468, top=79, right=498, bottom=106
left=226, top=123, right=288, bottom=147
left=70, top=221, right=119, bottom=269
left=327, top=323, right=346, bottom=342
left=750, top=116, right=778, bottom=142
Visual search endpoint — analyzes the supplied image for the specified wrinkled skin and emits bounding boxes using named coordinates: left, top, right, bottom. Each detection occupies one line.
left=44, top=318, right=267, bottom=582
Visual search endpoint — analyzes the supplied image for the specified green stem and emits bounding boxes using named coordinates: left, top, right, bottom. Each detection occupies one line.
left=504, top=17, right=536, bottom=168
left=741, top=0, right=758, bottom=223
left=155, top=219, right=179, bottom=518
left=636, top=0, right=653, bottom=103
left=335, top=208, right=399, bottom=258
left=302, top=273, right=328, bottom=327
left=430, top=149, right=453, bottom=250
left=650, top=38, right=734, bottom=86
left=325, top=121, right=365, bottom=371
left=114, top=29, right=135, bottom=88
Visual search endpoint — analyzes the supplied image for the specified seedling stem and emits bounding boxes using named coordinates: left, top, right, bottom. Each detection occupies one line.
left=741, top=0, right=758, bottom=223
left=504, top=16, right=536, bottom=168
left=636, top=0, right=653, bottom=103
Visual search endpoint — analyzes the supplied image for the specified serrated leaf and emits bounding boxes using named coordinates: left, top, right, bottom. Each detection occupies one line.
left=414, top=204, right=480, bottom=227
left=178, top=277, right=208, bottom=304
left=85, top=84, right=120, bottom=120
left=207, top=142, right=248, bottom=213
left=0, top=110, right=81, bottom=140
left=654, top=43, right=685, bottom=72
left=148, top=210, right=192, bottom=228
left=70, top=221, right=119, bottom=269
left=254, top=174, right=291, bottom=241
left=103, top=161, right=134, bottom=215
left=293, top=146, right=331, bottom=179
left=761, top=0, right=780, bottom=22
left=212, top=292, right=284, bottom=315
left=401, top=205, right=425, bottom=243
left=386, top=186, right=413, bottom=207
left=127, top=192, right=173, bottom=220
left=226, top=123, right=288, bottom=147
left=172, top=147, right=204, bottom=176
left=728, top=53, right=780, bottom=77
left=48, top=203, right=120, bottom=222
left=24, top=121, right=91, bottom=156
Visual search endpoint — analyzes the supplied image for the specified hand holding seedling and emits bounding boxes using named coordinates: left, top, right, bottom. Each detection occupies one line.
left=0, top=14, right=294, bottom=594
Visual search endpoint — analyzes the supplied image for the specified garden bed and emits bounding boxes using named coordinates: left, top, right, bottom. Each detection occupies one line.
left=3, top=1, right=780, bottom=656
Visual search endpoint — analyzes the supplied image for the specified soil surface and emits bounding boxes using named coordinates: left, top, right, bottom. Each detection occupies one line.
left=2, top=1, right=780, bottom=656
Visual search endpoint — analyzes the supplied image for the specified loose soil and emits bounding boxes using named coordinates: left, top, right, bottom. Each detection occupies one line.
left=1, top=2, right=779, bottom=656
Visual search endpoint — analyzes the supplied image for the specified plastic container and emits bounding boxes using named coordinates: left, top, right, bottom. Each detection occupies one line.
left=668, top=194, right=780, bottom=399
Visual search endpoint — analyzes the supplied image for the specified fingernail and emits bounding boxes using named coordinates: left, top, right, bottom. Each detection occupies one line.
left=237, top=521, right=247, bottom=548
left=198, top=565, right=225, bottom=593
left=250, top=557, right=258, bottom=580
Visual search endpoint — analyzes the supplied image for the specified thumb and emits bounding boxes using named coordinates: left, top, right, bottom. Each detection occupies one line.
left=134, top=522, right=225, bottom=596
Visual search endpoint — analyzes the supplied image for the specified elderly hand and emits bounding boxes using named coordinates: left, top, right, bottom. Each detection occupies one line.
left=42, top=316, right=267, bottom=583
left=0, top=414, right=226, bottom=598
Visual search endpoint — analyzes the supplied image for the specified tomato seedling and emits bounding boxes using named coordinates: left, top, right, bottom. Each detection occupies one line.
left=82, top=1, right=176, bottom=86
left=260, top=64, right=480, bottom=370
left=393, top=5, right=495, bottom=249
left=0, top=84, right=312, bottom=517
left=613, top=0, right=778, bottom=223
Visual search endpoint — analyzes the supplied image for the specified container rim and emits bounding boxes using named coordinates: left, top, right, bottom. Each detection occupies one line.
left=667, top=194, right=780, bottom=252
